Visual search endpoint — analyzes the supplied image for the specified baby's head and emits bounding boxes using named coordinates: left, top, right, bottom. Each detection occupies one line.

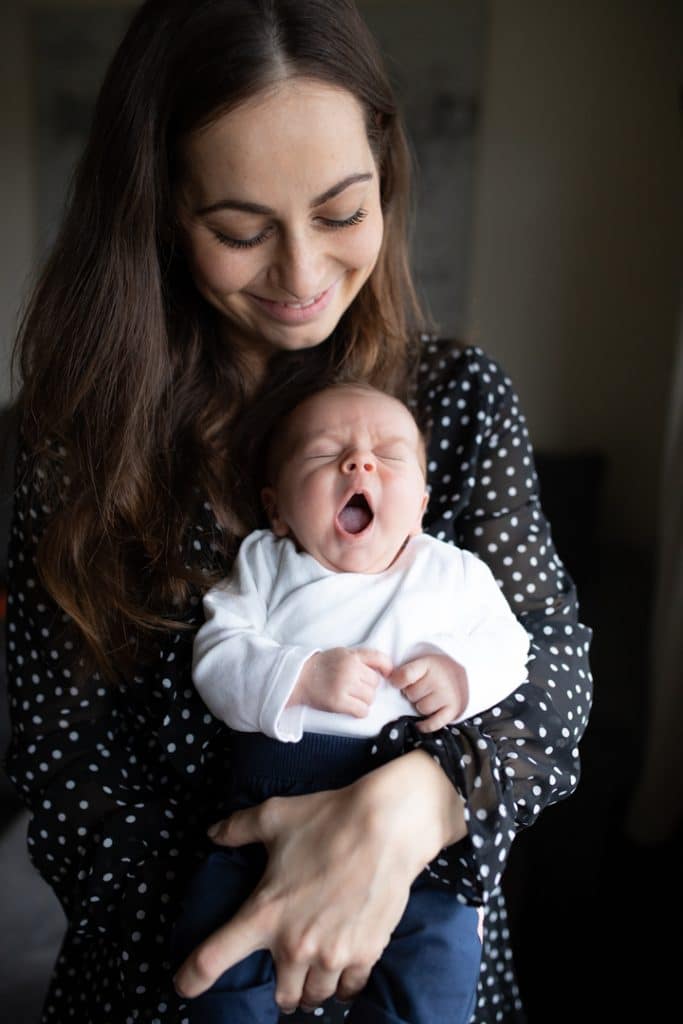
left=262, top=383, right=429, bottom=574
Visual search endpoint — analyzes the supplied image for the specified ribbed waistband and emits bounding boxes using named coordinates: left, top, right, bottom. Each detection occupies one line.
left=230, top=731, right=378, bottom=788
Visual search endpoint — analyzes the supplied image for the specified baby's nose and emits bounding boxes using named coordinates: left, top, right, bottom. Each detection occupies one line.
left=342, top=451, right=376, bottom=473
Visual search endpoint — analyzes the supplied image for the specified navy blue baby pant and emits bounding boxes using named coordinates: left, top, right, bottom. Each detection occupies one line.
left=171, top=732, right=481, bottom=1024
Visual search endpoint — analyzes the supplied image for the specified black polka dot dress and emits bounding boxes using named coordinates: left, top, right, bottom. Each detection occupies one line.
left=4, top=342, right=593, bottom=1023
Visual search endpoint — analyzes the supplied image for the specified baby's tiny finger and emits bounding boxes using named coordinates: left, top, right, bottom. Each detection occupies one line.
left=355, top=680, right=378, bottom=705
left=416, top=707, right=453, bottom=733
left=347, top=696, right=371, bottom=718
left=415, top=693, right=442, bottom=716
left=390, top=660, right=425, bottom=691
left=403, top=679, right=431, bottom=703
left=358, top=667, right=380, bottom=690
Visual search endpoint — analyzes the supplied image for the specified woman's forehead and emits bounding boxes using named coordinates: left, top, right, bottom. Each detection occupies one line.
left=179, top=78, right=374, bottom=200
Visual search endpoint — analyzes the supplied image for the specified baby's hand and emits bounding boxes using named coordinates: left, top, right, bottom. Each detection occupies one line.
left=389, top=654, right=468, bottom=733
left=290, top=648, right=392, bottom=718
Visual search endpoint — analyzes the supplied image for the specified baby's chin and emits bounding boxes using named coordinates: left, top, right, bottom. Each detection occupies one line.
left=313, top=539, right=410, bottom=575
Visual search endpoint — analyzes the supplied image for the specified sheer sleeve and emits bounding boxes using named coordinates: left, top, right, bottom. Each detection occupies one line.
left=373, top=343, right=593, bottom=907
left=3, top=438, right=224, bottom=1010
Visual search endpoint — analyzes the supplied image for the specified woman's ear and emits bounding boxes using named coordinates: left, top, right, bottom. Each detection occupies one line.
left=261, top=487, right=289, bottom=537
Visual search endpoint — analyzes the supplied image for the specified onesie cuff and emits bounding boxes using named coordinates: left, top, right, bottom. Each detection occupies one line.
left=260, top=647, right=320, bottom=742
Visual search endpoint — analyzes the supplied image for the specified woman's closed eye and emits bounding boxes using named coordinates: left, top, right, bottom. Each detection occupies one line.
left=212, top=227, right=274, bottom=250
left=321, top=208, right=368, bottom=231
left=211, top=208, right=368, bottom=251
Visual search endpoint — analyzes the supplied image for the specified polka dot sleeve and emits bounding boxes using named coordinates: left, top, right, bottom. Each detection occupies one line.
left=374, top=342, right=593, bottom=907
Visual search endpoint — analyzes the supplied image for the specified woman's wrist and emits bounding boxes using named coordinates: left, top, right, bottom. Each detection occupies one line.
left=354, top=748, right=468, bottom=873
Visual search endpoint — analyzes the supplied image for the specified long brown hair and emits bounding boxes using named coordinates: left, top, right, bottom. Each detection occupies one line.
left=13, top=0, right=430, bottom=682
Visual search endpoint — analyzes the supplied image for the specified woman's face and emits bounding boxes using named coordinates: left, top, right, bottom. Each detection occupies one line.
left=176, top=78, right=385, bottom=369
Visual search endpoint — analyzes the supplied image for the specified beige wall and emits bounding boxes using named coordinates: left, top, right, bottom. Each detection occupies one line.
left=469, top=0, right=683, bottom=548
left=2, top=0, right=681, bottom=549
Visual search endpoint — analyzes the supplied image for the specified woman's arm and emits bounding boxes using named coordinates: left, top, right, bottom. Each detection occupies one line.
left=173, top=747, right=466, bottom=1010
left=373, top=342, right=593, bottom=905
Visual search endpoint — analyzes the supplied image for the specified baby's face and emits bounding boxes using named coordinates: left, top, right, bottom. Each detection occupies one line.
left=263, top=386, right=428, bottom=573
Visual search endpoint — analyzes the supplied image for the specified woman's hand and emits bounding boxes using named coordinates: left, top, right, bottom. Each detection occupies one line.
left=173, top=749, right=467, bottom=1012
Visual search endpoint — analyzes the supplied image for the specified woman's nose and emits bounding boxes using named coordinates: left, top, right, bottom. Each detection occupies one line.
left=271, top=231, right=325, bottom=301
left=342, top=451, right=376, bottom=474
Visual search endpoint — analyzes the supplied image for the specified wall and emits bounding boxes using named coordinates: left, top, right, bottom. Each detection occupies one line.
left=0, top=2, right=34, bottom=402
left=469, top=0, right=683, bottom=548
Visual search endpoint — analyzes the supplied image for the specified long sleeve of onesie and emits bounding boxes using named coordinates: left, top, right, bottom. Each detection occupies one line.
left=409, top=546, right=530, bottom=720
left=192, top=532, right=319, bottom=741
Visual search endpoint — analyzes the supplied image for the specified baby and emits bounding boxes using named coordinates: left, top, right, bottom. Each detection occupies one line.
left=171, top=383, right=531, bottom=1024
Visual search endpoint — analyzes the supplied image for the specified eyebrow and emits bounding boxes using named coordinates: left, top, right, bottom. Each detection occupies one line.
left=195, top=172, right=374, bottom=217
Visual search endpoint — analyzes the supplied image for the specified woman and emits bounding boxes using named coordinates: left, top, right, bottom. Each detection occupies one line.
left=5, top=1, right=592, bottom=1022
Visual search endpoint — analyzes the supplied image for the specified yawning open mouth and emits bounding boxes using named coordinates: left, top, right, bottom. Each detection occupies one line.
left=337, top=492, right=374, bottom=535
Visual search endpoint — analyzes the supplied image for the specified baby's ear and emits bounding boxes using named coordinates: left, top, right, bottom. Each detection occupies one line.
left=261, top=487, right=289, bottom=537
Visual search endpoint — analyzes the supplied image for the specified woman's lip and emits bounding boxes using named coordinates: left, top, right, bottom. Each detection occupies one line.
left=247, top=280, right=339, bottom=324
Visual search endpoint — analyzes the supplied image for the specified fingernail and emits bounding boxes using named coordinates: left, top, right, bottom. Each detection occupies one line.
left=207, top=823, right=220, bottom=839
left=172, top=975, right=187, bottom=997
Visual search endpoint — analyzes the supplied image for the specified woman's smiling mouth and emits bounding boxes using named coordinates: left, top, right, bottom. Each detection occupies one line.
left=247, top=280, right=339, bottom=324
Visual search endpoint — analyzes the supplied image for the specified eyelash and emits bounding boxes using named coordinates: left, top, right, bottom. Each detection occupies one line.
left=213, top=209, right=369, bottom=250
left=306, top=453, right=404, bottom=462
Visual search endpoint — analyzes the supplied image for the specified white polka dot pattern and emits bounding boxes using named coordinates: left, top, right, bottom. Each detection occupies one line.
left=4, top=342, right=592, bottom=1023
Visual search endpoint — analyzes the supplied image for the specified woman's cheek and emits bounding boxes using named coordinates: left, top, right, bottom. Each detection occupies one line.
left=191, top=242, right=255, bottom=297
left=358, top=208, right=384, bottom=263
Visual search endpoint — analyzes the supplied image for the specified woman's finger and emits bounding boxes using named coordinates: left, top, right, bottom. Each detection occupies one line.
left=173, top=896, right=271, bottom=998
left=274, top=960, right=310, bottom=1015
left=207, top=792, right=311, bottom=847
left=299, top=965, right=343, bottom=1010
left=336, top=963, right=372, bottom=1003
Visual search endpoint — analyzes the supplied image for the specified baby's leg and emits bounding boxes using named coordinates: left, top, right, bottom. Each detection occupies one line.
left=171, top=844, right=280, bottom=1024
left=347, top=875, right=482, bottom=1024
